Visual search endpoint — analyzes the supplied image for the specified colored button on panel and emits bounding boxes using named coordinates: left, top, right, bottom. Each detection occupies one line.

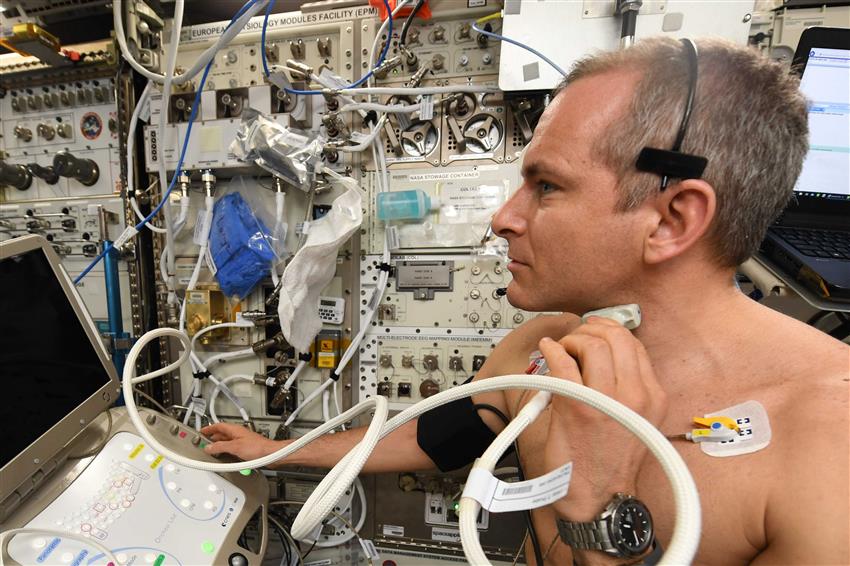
left=153, top=554, right=166, bottom=566
left=239, top=469, right=251, bottom=476
left=202, top=541, right=215, bottom=554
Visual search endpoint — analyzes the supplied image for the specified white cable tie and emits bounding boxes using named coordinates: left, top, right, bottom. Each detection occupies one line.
left=386, top=225, right=400, bottom=250
left=113, top=225, right=139, bottom=249
left=265, top=376, right=277, bottom=387
left=462, top=461, right=572, bottom=513
left=360, top=538, right=380, bottom=561
left=419, top=94, right=434, bottom=120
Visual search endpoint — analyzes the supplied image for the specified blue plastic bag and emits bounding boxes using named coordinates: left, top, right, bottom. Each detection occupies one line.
left=208, top=192, right=277, bottom=299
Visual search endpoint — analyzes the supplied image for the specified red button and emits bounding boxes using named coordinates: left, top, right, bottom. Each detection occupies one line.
left=179, top=431, right=187, bottom=438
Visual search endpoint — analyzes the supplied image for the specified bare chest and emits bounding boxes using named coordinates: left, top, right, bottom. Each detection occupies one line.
left=514, top=405, right=774, bottom=565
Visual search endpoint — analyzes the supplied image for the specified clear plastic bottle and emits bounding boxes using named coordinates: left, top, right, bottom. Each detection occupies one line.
left=376, top=189, right=440, bottom=221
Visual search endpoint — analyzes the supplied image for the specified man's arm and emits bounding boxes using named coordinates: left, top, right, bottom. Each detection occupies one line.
left=751, top=386, right=849, bottom=564
left=203, top=418, right=437, bottom=473
left=203, top=312, right=581, bottom=472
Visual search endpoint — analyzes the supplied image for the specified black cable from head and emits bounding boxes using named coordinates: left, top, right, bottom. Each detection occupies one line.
left=672, top=38, right=699, bottom=152
left=474, top=403, right=545, bottom=566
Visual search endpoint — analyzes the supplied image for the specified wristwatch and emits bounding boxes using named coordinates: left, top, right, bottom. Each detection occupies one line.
left=556, top=493, right=655, bottom=559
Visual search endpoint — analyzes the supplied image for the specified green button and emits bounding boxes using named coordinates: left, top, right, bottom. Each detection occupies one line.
left=239, top=469, right=252, bottom=476
left=199, top=442, right=207, bottom=449
left=154, top=554, right=166, bottom=566
left=201, top=541, right=215, bottom=554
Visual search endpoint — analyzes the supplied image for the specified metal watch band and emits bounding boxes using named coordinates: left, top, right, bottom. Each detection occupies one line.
left=556, top=517, right=616, bottom=552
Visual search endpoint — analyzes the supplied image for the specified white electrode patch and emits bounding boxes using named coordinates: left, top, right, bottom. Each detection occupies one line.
left=462, top=462, right=572, bottom=513
left=701, top=400, right=771, bottom=458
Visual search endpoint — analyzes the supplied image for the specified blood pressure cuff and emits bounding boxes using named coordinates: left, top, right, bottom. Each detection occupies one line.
left=417, top=377, right=505, bottom=472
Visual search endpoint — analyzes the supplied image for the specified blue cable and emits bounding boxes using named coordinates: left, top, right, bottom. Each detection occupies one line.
left=261, top=0, right=392, bottom=95
left=471, top=20, right=567, bottom=77
left=74, top=0, right=261, bottom=285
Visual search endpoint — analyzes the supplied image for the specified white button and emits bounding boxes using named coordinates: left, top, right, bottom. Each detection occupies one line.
left=165, top=464, right=175, bottom=472
left=81, top=523, right=92, bottom=532
left=122, top=443, right=133, bottom=451
left=125, top=495, right=135, bottom=502
left=32, top=538, right=46, bottom=549
left=208, top=484, right=218, bottom=492
left=144, top=454, right=155, bottom=462
left=166, top=481, right=177, bottom=490
left=116, top=553, right=128, bottom=564
left=61, top=552, right=74, bottom=563
left=203, top=501, right=214, bottom=510
left=180, top=499, right=191, bottom=508
left=145, top=553, right=157, bottom=563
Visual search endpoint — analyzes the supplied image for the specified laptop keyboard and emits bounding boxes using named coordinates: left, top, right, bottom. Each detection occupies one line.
left=774, top=227, right=850, bottom=260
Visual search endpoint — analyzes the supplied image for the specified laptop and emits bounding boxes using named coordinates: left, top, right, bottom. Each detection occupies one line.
left=0, top=235, right=267, bottom=565
left=760, top=27, right=850, bottom=301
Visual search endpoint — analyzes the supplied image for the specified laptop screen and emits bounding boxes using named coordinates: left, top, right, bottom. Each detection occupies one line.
left=0, top=246, right=113, bottom=468
left=794, top=47, right=850, bottom=201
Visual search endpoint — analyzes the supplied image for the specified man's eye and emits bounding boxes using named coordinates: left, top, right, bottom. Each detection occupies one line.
left=538, top=182, right=556, bottom=194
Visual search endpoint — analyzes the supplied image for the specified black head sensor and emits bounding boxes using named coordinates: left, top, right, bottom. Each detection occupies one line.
left=635, top=38, right=708, bottom=190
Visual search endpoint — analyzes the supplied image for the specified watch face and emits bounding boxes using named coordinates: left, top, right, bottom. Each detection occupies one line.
left=610, top=499, right=653, bottom=556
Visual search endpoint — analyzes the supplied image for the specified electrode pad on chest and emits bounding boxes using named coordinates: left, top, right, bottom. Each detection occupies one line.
left=700, top=400, right=771, bottom=457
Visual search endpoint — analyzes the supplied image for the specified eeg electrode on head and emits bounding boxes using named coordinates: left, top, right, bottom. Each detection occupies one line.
left=635, top=38, right=708, bottom=191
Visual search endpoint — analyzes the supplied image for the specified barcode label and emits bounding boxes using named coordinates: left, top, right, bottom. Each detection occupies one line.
left=463, top=462, right=572, bottom=513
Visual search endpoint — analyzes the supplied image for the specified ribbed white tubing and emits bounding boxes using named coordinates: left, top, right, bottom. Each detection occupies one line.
left=378, top=379, right=701, bottom=566
left=122, top=328, right=389, bottom=542
left=123, top=328, right=699, bottom=563
left=459, top=391, right=551, bottom=565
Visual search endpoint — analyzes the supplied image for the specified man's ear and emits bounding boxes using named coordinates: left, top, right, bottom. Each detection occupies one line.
left=643, top=179, right=717, bottom=265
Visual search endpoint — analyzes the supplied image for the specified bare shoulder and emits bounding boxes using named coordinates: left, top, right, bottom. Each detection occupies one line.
left=753, top=311, right=849, bottom=563
left=472, top=312, right=581, bottom=421
left=475, top=312, right=581, bottom=381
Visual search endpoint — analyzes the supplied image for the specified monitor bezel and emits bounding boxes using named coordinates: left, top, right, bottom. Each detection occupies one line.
left=0, top=235, right=121, bottom=508
left=786, top=26, right=850, bottom=217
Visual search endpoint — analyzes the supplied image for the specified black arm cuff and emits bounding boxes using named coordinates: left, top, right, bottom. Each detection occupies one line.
left=417, top=377, right=500, bottom=472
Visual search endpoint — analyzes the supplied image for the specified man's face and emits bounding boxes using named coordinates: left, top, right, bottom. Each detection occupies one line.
left=492, top=71, right=649, bottom=314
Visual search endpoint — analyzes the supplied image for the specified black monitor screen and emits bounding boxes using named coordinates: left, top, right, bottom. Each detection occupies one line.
left=0, top=248, right=112, bottom=468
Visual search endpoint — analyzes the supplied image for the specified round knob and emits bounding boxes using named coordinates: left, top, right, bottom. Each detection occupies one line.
left=469, top=288, right=481, bottom=299
left=169, top=424, right=180, bottom=435
left=191, top=435, right=202, bottom=446
left=468, top=312, right=480, bottom=323
left=14, top=126, right=32, bottom=142
left=53, top=151, right=99, bottom=186
left=226, top=51, right=238, bottom=64
left=37, top=124, right=55, bottom=141
left=0, top=161, right=33, bottom=191
left=482, top=53, right=493, bottom=65
left=27, top=164, right=59, bottom=185
left=57, top=124, right=72, bottom=139
left=146, top=414, right=157, bottom=425
left=458, top=55, right=469, bottom=67
left=491, top=313, right=502, bottom=324
left=419, top=379, right=440, bottom=398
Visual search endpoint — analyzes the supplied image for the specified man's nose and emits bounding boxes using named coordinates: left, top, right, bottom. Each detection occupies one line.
left=492, top=186, right=528, bottom=240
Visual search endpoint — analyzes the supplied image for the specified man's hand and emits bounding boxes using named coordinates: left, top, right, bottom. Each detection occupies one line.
left=538, top=316, right=667, bottom=521
left=201, top=422, right=286, bottom=463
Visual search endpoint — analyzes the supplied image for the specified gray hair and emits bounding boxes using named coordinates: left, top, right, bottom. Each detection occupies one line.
left=554, top=37, right=809, bottom=267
